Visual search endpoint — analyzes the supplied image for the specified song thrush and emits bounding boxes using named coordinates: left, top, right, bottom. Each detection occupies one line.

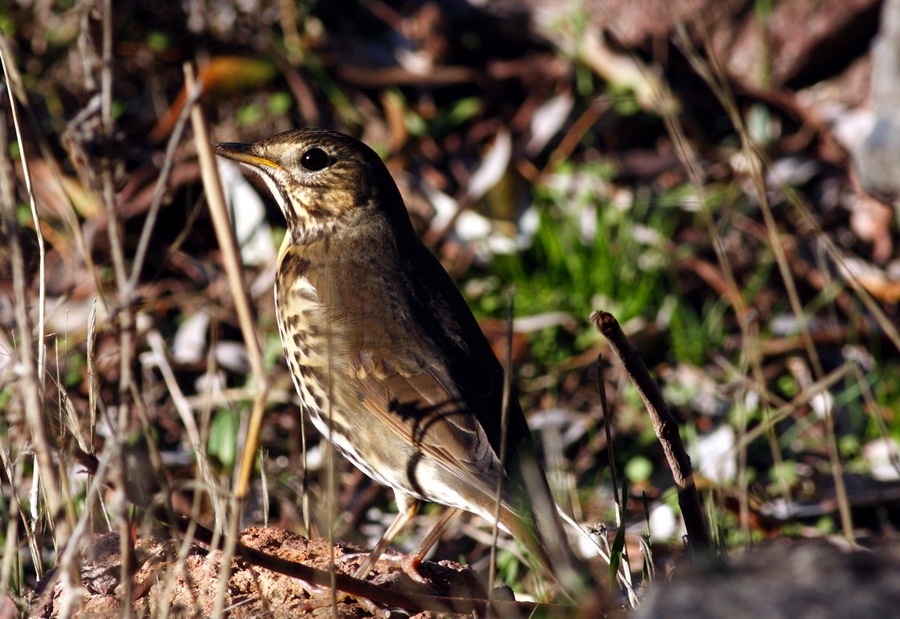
left=216, top=128, right=587, bottom=593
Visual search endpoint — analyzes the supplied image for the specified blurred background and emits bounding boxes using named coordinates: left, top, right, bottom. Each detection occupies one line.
left=1, top=0, right=900, bottom=613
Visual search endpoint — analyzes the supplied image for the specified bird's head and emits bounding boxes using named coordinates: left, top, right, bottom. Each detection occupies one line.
left=216, top=128, right=406, bottom=243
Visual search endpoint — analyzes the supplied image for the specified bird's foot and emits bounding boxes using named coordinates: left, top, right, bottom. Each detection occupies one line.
left=339, top=550, right=430, bottom=585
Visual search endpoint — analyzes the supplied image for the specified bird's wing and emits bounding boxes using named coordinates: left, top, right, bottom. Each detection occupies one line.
left=350, top=338, right=508, bottom=500
left=337, top=245, right=519, bottom=502
left=321, top=218, right=532, bottom=508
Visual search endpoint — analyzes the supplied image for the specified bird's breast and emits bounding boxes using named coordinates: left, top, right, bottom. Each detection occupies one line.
left=274, top=259, right=331, bottom=406
left=274, top=260, right=414, bottom=492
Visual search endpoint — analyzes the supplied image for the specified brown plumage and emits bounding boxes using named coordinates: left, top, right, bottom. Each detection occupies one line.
left=215, top=128, right=588, bottom=594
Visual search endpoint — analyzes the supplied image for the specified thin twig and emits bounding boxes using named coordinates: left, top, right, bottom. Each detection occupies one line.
left=594, top=355, right=635, bottom=595
left=596, top=356, right=620, bottom=514
left=185, top=63, right=270, bottom=499
left=1, top=33, right=68, bottom=583
left=145, top=328, right=225, bottom=526
left=187, top=61, right=272, bottom=617
left=674, top=16, right=858, bottom=543
left=91, top=2, right=138, bottom=610
left=590, top=311, right=711, bottom=553
left=126, top=79, right=201, bottom=293
left=0, top=424, right=38, bottom=598
left=487, top=288, right=514, bottom=611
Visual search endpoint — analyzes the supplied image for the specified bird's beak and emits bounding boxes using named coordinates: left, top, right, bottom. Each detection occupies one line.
left=215, top=142, right=281, bottom=170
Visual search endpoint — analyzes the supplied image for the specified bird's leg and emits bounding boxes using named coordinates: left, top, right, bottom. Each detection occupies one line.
left=352, top=493, right=420, bottom=580
left=357, top=503, right=463, bottom=586
left=402, top=506, right=461, bottom=580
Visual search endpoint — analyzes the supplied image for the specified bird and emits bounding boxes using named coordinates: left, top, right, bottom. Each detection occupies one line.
left=215, top=128, right=589, bottom=595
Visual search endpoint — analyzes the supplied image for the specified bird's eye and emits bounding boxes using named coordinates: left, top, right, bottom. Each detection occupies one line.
left=300, top=148, right=331, bottom=171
